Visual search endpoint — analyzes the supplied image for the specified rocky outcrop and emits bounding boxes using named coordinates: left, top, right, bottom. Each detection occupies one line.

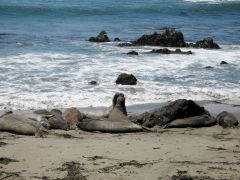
left=131, top=99, right=210, bottom=128
left=116, top=73, right=137, bottom=85
left=190, top=37, right=220, bottom=49
left=89, top=31, right=110, bottom=42
left=150, top=48, right=192, bottom=55
left=132, top=29, right=187, bottom=47
left=114, top=38, right=121, bottom=41
left=216, top=111, right=239, bottom=128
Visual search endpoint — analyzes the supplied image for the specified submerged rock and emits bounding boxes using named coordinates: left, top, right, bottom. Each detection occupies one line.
left=89, top=81, right=98, bottom=85
left=133, top=29, right=187, bottom=47
left=127, top=51, right=138, bottom=55
left=89, top=31, right=110, bottom=42
left=204, top=66, right=214, bottom=69
left=190, top=37, right=220, bottom=49
left=132, top=99, right=210, bottom=128
left=220, top=61, right=229, bottom=65
left=216, top=111, right=239, bottom=128
left=114, top=38, right=121, bottom=41
left=118, top=42, right=134, bottom=47
left=116, top=73, right=137, bottom=85
left=150, top=48, right=192, bottom=55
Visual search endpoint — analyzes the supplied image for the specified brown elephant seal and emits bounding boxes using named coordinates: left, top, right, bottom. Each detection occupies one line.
left=78, top=93, right=143, bottom=133
left=164, top=115, right=216, bottom=128
left=0, top=113, right=41, bottom=135
left=64, top=108, right=84, bottom=129
left=216, top=111, right=239, bottom=128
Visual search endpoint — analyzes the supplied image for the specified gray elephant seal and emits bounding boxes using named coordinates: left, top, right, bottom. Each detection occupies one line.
left=34, top=109, right=68, bottom=130
left=164, top=115, right=216, bottom=128
left=216, top=111, right=239, bottom=128
left=78, top=93, right=143, bottom=133
left=0, top=113, right=41, bottom=135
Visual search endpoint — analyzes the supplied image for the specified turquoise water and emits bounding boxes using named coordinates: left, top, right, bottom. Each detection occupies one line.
left=0, top=0, right=240, bottom=109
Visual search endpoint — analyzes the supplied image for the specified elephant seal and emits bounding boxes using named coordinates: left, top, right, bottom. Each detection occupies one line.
left=0, top=113, right=41, bottom=135
left=78, top=93, right=143, bottom=133
left=216, top=111, right=239, bottom=128
left=164, top=115, right=216, bottom=128
left=34, top=109, right=68, bottom=130
left=64, top=108, right=83, bottom=129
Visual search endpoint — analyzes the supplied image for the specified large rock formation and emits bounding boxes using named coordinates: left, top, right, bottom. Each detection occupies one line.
left=132, top=29, right=187, bottom=47
left=131, top=99, right=210, bottom=128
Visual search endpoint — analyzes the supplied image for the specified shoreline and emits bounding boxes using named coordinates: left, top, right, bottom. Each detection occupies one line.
left=4, top=100, right=240, bottom=118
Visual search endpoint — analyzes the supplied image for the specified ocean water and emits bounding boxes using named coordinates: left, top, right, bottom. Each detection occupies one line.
left=0, top=0, right=240, bottom=110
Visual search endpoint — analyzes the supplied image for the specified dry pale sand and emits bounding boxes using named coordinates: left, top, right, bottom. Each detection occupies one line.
left=0, top=125, right=240, bottom=180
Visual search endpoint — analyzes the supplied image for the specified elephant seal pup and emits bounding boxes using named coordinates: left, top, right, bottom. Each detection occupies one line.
left=78, top=93, right=143, bottom=133
left=164, top=115, right=216, bottom=128
left=64, top=108, right=83, bottom=129
left=0, top=113, right=41, bottom=135
left=216, top=111, right=239, bottom=128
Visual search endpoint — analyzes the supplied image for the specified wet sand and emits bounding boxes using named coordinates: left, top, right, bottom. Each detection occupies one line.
left=0, top=102, right=239, bottom=180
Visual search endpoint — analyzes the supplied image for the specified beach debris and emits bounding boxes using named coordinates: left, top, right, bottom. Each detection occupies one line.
left=0, top=157, right=18, bottom=165
left=116, top=73, right=137, bottom=85
left=216, top=111, right=239, bottom=128
left=127, top=50, right=138, bottom=55
left=89, top=30, right=110, bottom=42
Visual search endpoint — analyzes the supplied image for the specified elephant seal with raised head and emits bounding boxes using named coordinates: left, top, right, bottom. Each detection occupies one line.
left=164, top=115, right=217, bottom=128
left=78, top=93, right=143, bottom=133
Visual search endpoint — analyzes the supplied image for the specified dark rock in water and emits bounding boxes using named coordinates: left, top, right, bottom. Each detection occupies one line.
left=132, top=99, right=210, bottom=128
left=164, top=115, right=216, bottom=128
left=133, top=29, right=187, bottom=47
left=204, top=66, right=214, bottom=69
left=127, top=51, right=138, bottom=55
left=116, top=73, right=137, bottom=85
left=114, top=38, right=121, bottom=41
left=89, top=31, right=110, bottom=42
left=216, top=111, right=239, bottom=128
left=220, top=61, right=229, bottom=65
left=118, top=42, right=134, bottom=47
left=190, top=37, right=220, bottom=49
left=150, top=48, right=192, bottom=55
left=89, top=81, right=98, bottom=85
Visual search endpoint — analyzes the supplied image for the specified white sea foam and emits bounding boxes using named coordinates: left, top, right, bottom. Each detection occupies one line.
left=0, top=44, right=239, bottom=110
left=184, top=0, right=240, bottom=3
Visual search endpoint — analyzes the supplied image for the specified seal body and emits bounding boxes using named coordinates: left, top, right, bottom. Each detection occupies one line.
left=0, top=113, right=40, bottom=135
left=78, top=119, right=143, bottom=133
left=64, top=108, right=83, bottom=129
left=216, top=111, right=239, bottom=128
left=164, top=115, right=216, bottom=128
left=78, top=93, right=143, bottom=133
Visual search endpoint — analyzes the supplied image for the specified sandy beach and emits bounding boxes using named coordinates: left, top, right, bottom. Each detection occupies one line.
left=0, top=102, right=239, bottom=180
